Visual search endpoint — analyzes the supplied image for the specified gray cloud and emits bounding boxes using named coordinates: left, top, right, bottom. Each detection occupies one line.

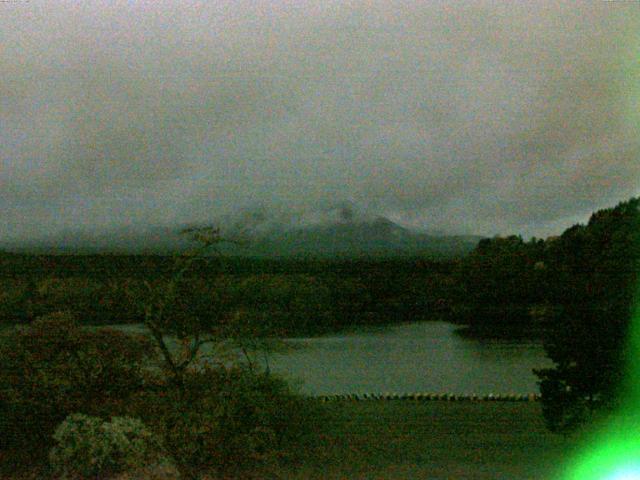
left=1, top=1, right=639, bottom=242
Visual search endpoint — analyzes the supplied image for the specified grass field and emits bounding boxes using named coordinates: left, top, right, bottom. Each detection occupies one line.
left=3, top=400, right=586, bottom=480
left=278, top=400, right=583, bottom=480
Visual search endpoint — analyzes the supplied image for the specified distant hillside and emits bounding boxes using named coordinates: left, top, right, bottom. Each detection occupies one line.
left=1, top=225, right=193, bottom=255
left=221, top=217, right=482, bottom=258
left=1, top=217, right=482, bottom=259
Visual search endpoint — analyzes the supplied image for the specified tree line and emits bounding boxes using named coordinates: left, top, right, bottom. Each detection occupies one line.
left=448, top=197, right=639, bottom=431
left=0, top=253, right=455, bottom=336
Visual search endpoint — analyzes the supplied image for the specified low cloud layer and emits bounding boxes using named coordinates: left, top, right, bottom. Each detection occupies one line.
left=2, top=1, right=639, bottom=242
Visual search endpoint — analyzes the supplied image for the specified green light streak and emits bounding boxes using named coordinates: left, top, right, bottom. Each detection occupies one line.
left=560, top=414, right=640, bottom=480
left=559, top=246, right=640, bottom=479
left=557, top=286, right=640, bottom=480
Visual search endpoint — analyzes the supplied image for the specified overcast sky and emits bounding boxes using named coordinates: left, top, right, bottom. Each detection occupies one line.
left=2, top=1, right=639, bottom=242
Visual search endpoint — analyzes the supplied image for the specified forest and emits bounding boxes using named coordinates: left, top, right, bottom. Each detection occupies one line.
left=0, top=252, right=456, bottom=335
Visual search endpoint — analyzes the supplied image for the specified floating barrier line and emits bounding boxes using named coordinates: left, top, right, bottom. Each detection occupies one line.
left=310, top=393, right=541, bottom=402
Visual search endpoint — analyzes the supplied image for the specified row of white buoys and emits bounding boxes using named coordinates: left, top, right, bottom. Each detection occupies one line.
left=315, top=393, right=540, bottom=402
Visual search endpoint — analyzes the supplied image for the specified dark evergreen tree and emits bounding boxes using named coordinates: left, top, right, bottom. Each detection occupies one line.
left=534, top=197, right=640, bottom=432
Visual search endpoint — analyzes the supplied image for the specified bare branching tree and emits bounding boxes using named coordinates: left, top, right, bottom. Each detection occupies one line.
left=135, top=226, right=228, bottom=385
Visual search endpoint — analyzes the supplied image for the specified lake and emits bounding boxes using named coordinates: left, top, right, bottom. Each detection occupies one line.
left=109, top=321, right=553, bottom=396
left=256, top=321, right=553, bottom=395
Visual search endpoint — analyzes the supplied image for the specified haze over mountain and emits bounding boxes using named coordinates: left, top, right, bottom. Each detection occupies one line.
left=1, top=204, right=482, bottom=258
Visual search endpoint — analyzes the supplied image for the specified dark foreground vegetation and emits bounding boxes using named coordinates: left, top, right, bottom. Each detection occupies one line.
left=0, top=197, right=638, bottom=477
left=0, top=311, right=321, bottom=479
left=0, top=229, right=324, bottom=479
left=2, top=398, right=582, bottom=480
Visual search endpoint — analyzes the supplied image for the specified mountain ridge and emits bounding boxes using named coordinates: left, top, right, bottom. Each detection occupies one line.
left=1, top=217, right=483, bottom=259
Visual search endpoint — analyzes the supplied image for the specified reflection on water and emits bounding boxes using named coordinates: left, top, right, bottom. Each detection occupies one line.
left=266, top=321, right=553, bottom=395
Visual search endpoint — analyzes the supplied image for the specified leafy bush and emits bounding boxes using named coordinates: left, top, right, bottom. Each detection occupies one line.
left=49, top=414, right=168, bottom=479
left=0, top=311, right=155, bottom=450
left=128, top=365, right=318, bottom=479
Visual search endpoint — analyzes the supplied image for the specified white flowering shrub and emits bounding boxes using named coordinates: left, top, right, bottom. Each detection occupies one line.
left=49, top=413, right=167, bottom=479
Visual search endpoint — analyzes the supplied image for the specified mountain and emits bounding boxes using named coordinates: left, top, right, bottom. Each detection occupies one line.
left=221, top=217, right=482, bottom=258
left=1, top=217, right=483, bottom=259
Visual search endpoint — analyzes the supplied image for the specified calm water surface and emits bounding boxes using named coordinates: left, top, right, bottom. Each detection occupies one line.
left=109, top=321, right=552, bottom=395
left=266, top=321, right=552, bottom=395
